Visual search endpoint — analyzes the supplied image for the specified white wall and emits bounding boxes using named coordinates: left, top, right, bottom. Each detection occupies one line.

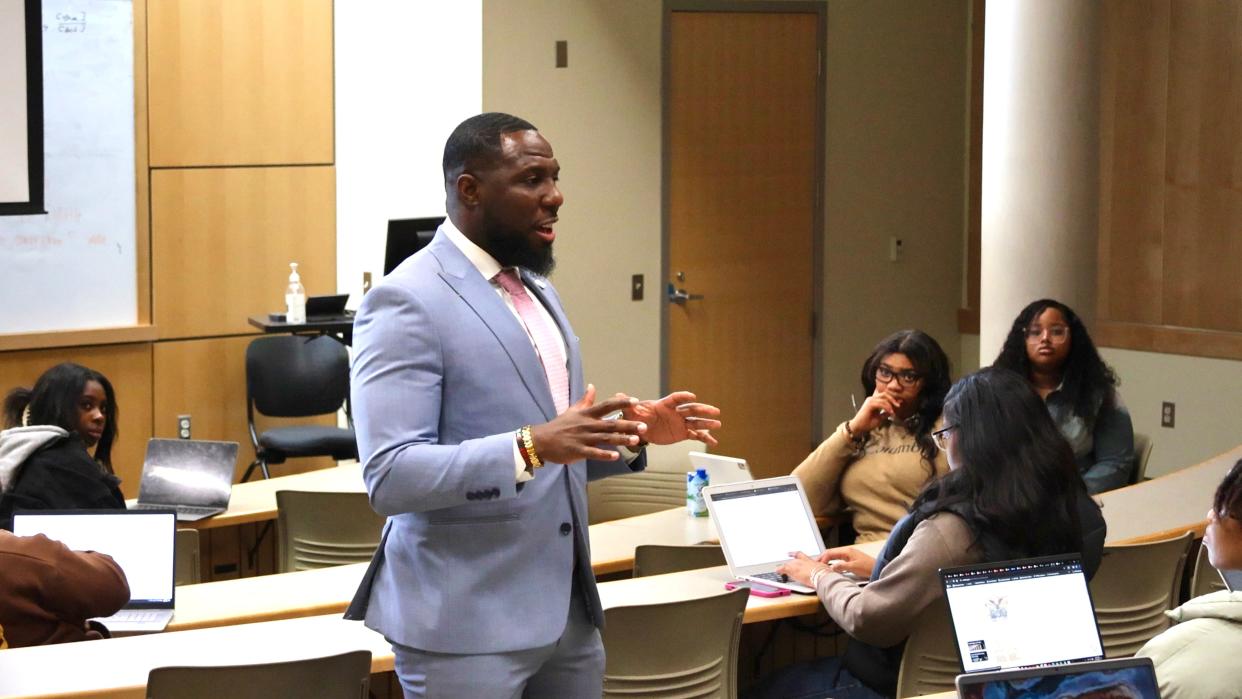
left=334, top=1, right=482, bottom=305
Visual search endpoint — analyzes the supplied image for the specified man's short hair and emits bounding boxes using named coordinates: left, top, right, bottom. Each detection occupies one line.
left=443, top=112, right=537, bottom=183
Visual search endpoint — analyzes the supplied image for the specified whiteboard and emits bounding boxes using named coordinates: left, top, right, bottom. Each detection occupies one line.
left=0, top=0, right=135, bottom=334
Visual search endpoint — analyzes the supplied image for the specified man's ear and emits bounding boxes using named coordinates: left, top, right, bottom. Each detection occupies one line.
left=455, top=172, right=481, bottom=209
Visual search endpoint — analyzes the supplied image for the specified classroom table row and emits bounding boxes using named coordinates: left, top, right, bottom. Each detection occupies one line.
left=9, top=444, right=1239, bottom=698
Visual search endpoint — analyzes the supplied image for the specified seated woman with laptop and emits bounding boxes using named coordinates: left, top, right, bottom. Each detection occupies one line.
left=1136, top=457, right=1242, bottom=699
left=792, top=329, right=952, bottom=543
left=751, top=367, right=1107, bottom=699
left=0, top=363, right=126, bottom=531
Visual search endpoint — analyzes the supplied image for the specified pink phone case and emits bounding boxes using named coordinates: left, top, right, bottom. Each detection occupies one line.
left=725, top=581, right=791, bottom=597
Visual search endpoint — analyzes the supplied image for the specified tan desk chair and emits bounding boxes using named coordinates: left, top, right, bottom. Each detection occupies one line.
left=1089, top=531, right=1194, bottom=657
left=1130, top=432, right=1154, bottom=484
left=602, top=587, right=748, bottom=698
left=588, top=442, right=697, bottom=524
left=275, top=490, right=385, bottom=573
left=146, top=650, right=370, bottom=698
left=1189, top=542, right=1227, bottom=599
left=895, top=597, right=958, bottom=698
left=633, top=544, right=726, bottom=577
left=175, top=528, right=200, bottom=586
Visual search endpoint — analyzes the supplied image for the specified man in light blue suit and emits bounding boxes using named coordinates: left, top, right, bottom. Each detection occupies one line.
left=346, top=113, right=721, bottom=698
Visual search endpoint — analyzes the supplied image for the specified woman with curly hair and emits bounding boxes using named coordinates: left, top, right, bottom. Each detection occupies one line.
left=793, top=329, right=952, bottom=542
left=993, top=299, right=1134, bottom=493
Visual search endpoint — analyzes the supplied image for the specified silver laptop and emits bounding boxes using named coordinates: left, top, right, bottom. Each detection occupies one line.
left=12, top=509, right=177, bottom=632
left=940, top=555, right=1104, bottom=674
left=956, top=656, right=1160, bottom=698
left=131, top=438, right=238, bottom=521
left=688, top=451, right=754, bottom=486
left=702, top=476, right=826, bottom=593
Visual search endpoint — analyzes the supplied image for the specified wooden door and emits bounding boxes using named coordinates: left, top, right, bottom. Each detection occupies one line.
left=666, top=11, right=820, bottom=479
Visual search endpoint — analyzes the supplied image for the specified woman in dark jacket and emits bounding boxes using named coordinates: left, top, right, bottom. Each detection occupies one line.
left=752, top=367, right=1106, bottom=699
left=0, top=363, right=125, bottom=530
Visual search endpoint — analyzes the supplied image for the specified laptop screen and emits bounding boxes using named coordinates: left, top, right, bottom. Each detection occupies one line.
left=138, top=438, right=238, bottom=508
left=12, top=510, right=176, bottom=606
left=941, top=555, right=1103, bottom=673
left=957, top=657, right=1160, bottom=699
left=710, top=480, right=822, bottom=567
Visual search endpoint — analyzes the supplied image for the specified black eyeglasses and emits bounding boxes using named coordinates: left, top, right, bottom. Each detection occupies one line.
left=875, top=364, right=922, bottom=387
left=931, top=424, right=957, bottom=451
left=1025, top=324, right=1070, bottom=343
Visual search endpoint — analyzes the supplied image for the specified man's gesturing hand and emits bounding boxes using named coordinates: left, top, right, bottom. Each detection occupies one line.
left=621, top=391, right=722, bottom=447
left=529, top=384, right=647, bottom=464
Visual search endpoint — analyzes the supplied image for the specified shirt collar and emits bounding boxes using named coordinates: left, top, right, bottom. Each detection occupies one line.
left=443, top=219, right=505, bottom=282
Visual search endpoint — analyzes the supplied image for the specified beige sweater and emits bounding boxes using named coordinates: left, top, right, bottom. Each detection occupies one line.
left=815, top=512, right=981, bottom=647
left=793, top=420, right=948, bottom=542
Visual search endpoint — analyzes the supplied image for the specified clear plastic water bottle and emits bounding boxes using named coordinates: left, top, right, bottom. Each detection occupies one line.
left=285, top=262, right=306, bottom=324
left=686, top=468, right=709, bottom=517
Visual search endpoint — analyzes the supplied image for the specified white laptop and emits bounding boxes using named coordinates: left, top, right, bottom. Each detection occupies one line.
left=12, top=509, right=177, bottom=632
left=956, top=656, right=1160, bottom=699
left=940, top=554, right=1104, bottom=674
left=702, top=475, right=826, bottom=593
left=131, top=438, right=239, bottom=521
left=688, top=451, right=754, bottom=486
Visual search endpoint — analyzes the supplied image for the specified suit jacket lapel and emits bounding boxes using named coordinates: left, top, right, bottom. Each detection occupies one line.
left=430, top=235, right=558, bottom=421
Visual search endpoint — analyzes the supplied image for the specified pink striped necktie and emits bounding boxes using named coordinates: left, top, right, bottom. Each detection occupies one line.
left=494, top=269, right=570, bottom=415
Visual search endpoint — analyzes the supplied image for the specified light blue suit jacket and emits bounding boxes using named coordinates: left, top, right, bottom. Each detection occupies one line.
left=345, top=230, right=645, bottom=654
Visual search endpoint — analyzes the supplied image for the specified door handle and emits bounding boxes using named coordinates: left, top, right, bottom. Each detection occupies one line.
left=667, top=283, right=705, bottom=305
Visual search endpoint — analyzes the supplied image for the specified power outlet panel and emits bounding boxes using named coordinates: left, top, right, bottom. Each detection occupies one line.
left=177, top=414, right=192, bottom=439
left=1161, top=402, right=1175, bottom=428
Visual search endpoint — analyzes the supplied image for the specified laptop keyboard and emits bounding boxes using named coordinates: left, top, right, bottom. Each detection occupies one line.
left=132, top=503, right=219, bottom=518
left=751, top=572, right=791, bottom=584
left=100, top=609, right=165, bottom=624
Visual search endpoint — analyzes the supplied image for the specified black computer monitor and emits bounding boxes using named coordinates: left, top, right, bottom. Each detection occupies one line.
left=384, top=216, right=445, bottom=275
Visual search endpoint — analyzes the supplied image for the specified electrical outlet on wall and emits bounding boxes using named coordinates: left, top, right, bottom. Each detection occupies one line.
left=1161, top=402, right=1175, bottom=428
left=177, top=414, right=192, bottom=439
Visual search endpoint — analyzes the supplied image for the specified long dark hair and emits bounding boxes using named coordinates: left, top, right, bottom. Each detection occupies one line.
left=1214, top=458, right=1242, bottom=522
left=993, top=299, right=1118, bottom=419
left=2, top=362, right=119, bottom=474
left=860, top=329, right=952, bottom=467
left=911, top=367, right=1085, bottom=558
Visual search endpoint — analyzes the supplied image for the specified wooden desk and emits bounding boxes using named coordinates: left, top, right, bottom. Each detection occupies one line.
left=1096, top=443, right=1242, bottom=544
left=168, top=507, right=716, bottom=632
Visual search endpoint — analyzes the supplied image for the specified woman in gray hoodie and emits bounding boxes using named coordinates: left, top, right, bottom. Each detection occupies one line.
left=0, top=363, right=124, bottom=530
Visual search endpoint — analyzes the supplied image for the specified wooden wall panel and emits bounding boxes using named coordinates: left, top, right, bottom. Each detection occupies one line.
left=151, top=167, right=336, bottom=339
left=146, top=0, right=334, bottom=167
left=0, top=344, right=153, bottom=498
left=152, top=336, right=336, bottom=483
left=152, top=337, right=337, bottom=481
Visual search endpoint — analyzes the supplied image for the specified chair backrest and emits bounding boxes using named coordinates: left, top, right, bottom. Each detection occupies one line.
left=146, top=650, right=370, bottom=699
left=1089, top=531, right=1194, bottom=657
left=895, top=597, right=959, bottom=698
left=246, top=335, right=350, bottom=418
left=276, top=490, right=386, bottom=573
left=175, top=528, right=200, bottom=586
left=1130, top=432, right=1154, bottom=484
left=633, top=544, right=726, bottom=578
left=602, top=588, right=748, bottom=699
left=1189, top=541, right=1227, bottom=599
left=588, top=471, right=685, bottom=524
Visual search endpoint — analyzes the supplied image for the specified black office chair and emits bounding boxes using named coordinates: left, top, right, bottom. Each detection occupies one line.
left=242, top=335, right=358, bottom=481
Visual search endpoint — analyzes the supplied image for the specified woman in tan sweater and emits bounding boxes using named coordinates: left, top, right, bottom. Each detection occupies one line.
left=793, top=330, right=952, bottom=542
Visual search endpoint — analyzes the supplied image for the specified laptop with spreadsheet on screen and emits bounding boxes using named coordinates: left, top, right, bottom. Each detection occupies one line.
left=703, top=475, right=826, bottom=594
left=940, top=554, right=1104, bottom=674
left=131, top=438, right=238, bottom=521
left=12, top=509, right=177, bottom=632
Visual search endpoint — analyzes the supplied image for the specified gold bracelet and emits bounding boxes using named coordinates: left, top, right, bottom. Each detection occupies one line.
left=519, top=425, right=542, bottom=469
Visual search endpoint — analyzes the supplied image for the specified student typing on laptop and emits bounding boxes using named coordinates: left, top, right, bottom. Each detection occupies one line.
left=749, top=368, right=1106, bottom=699
left=1136, top=457, right=1242, bottom=699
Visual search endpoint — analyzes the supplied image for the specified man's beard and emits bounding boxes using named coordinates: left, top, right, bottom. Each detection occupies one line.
left=487, top=231, right=556, bottom=277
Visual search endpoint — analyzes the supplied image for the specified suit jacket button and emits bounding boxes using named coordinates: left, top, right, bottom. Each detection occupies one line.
left=560, top=522, right=572, bottom=536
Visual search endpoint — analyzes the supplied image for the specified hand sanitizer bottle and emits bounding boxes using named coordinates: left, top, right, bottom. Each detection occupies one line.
left=285, top=262, right=306, bottom=324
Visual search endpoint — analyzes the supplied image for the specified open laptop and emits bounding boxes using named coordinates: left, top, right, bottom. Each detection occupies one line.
left=956, top=656, right=1161, bottom=699
left=131, top=438, right=239, bottom=521
left=940, top=554, right=1105, bottom=674
left=688, top=452, right=754, bottom=486
left=703, top=476, right=826, bottom=593
left=12, top=509, right=177, bottom=633
left=306, top=293, right=351, bottom=319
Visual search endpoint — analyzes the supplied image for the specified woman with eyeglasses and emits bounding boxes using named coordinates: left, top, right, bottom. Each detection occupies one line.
left=792, top=330, right=951, bottom=543
left=750, top=367, right=1106, bottom=699
left=993, top=299, right=1134, bottom=493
